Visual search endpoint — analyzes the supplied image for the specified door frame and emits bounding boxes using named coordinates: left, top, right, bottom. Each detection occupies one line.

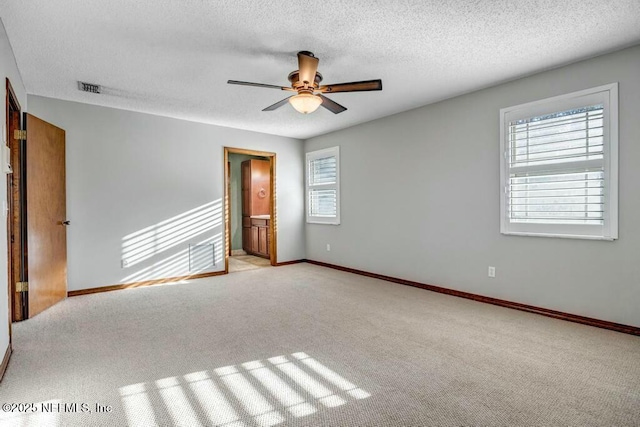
left=5, top=78, right=22, bottom=336
left=223, top=147, right=277, bottom=272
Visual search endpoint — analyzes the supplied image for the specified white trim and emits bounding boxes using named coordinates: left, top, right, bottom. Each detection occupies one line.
left=607, top=83, right=619, bottom=239
left=502, top=232, right=615, bottom=241
left=306, top=146, right=340, bottom=225
left=499, top=83, right=617, bottom=120
left=499, top=103, right=507, bottom=235
left=499, top=83, right=618, bottom=240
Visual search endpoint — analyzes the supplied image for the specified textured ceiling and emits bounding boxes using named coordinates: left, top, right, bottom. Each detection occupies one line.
left=1, top=1, right=639, bottom=139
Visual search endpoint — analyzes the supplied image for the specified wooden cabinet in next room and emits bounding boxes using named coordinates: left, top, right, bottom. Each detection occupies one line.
left=242, top=159, right=270, bottom=217
left=241, top=159, right=271, bottom=259
left=244, top=217, right=270, bottom=258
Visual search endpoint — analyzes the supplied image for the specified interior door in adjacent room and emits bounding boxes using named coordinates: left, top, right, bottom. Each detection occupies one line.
left=23, top=113, right=67, bottom=318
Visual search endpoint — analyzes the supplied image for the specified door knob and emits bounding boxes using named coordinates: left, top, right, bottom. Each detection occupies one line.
left=62, top=220, right=70, bottom=226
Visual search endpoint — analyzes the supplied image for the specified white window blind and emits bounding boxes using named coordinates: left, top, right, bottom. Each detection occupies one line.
left=306, top=147, right=340, bottom=224
left=500, top=84, right=618, bottom=240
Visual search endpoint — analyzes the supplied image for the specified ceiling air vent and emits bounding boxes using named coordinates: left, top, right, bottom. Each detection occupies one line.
left=78, top=81, right=101, bottom=94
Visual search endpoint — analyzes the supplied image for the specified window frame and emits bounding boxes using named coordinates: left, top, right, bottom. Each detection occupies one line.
left=306, top=146, right=340, bottom=225
left=499, top=83, right=618, bottom=240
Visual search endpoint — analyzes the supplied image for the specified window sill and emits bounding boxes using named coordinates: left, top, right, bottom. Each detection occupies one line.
left=307, top=220, right=340, bottom=225
left=501, top=231, right=616, bottom=241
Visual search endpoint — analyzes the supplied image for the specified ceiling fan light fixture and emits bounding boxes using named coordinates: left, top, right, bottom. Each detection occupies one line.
left=289, top=93, right=322, bottom=114
left=228, top=51, right=381, bottom=114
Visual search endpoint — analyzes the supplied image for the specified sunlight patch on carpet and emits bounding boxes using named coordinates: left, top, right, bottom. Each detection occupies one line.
left=118, top=352, right=369, bottom=426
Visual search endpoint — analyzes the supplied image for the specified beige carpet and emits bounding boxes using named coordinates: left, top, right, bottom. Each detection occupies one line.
left=1, top=263, right=639, bottom=426
left=229, top=255, right=272, bottom=273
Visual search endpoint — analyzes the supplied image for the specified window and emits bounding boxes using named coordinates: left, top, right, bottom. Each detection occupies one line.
left=500, top=83, right=618, bottom=240
left=306, top=146, right=340, bottom=224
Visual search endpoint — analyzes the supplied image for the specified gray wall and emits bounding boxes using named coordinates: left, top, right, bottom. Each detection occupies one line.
left=0, top=18, right=27, bottom=357
left=305, top=45, right=640, bottom=328
left=28, top=96, right=305, bottom=291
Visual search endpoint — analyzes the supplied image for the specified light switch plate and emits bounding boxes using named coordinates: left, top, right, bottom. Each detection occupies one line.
left=2, top=145, right=12, bottom=174
left=488, top=266, right=496, bottom=278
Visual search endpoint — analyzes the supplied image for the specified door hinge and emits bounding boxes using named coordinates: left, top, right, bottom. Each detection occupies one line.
left=16, top=281, right=28, bottom=292
left=13, top=129, right=26, bottom=140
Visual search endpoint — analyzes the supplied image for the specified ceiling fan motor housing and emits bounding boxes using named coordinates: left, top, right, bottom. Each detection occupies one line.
left=288, top=71, right=323, bottom=93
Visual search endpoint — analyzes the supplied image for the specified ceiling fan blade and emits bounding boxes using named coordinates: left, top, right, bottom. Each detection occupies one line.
left=227, top=80, right=293, bottom=91
left=297, top=51, right=319, bottom=86
left=319, top=94, right=347, bottom=114
left=319, top=79, right=382, bottom=93
left=262, top=96, right=293, bottom=111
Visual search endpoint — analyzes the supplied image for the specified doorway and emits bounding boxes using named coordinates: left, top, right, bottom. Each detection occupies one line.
left=223, top=147, right=277, bottom=273
left=5, top=79, right=68, bottom=324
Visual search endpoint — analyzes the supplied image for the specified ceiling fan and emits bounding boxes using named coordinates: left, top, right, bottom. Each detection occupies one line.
left=228, top=51, right=382, bottom=115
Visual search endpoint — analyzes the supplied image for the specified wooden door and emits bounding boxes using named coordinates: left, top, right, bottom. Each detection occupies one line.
left=25, top=114, right=67, bottom=318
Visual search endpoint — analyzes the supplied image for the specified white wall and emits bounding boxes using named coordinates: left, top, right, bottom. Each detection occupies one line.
left=28, top=96, right=305, bottom=291
left=305, top=45, right=640, bottom=328
left=0, top=18, right=27, bottom=356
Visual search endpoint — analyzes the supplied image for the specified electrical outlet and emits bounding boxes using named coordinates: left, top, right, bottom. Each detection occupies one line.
left=326, top=244, right=331, bottom=251
left=488, top=266, right=496, bottom=278
left=122, top=259, right=129, bottom=268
